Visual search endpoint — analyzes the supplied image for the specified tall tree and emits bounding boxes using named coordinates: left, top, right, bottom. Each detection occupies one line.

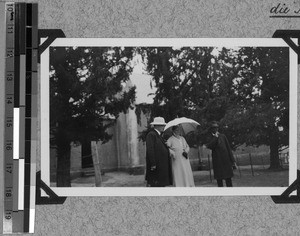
left=50, top=47, right=136, bottom=186
left=221, top=47, right=289, bottom=169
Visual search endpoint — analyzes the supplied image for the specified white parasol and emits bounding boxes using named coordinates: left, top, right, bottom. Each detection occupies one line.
left=163, top=117, right=200, bottom=135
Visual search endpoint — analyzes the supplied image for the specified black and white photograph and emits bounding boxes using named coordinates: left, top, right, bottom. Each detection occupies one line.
left=40, top=38, right=297, bottom=196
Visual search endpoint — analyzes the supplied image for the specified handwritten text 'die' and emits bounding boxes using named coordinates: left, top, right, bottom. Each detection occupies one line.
left=270, top=3, right=300, bottom=15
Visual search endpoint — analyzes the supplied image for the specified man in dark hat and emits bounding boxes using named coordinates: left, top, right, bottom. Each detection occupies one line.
left=204, top=121, right=236, bottom=187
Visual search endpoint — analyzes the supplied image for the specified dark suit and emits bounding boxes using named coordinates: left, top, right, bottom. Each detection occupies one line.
left=206, top=133, right=235, bottom=180
left=145, top=129, right=173, bottom=187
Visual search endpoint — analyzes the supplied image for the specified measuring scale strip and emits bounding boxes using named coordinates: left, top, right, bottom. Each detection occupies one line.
left=3, top=2, right=15, bottom=234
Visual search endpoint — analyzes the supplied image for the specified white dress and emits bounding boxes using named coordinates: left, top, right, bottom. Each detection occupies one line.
left=167, top=135, right=195, bottom=187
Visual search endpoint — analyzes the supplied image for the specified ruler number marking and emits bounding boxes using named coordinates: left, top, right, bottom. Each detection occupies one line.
left=6, top=49, right=14, bottom=58
left=6, top=117, right=13, bottom=127
left=4, top=210, right=12, bottom=220
left=7, top=25, right=14, bottom=34
left=6, top=164, right=13, bottom=174
left=6, top=4, right=14, bottom=11
left=6, top=73, right=13, bottom=81
left=6, top=96, right=13, bottom=105
left=5, top=188, right=12, bottom=198
left=5, top=141, right=13, bottom=151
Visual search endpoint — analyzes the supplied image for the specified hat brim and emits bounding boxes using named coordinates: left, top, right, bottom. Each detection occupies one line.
left=150, top=122, right=166, bottom=125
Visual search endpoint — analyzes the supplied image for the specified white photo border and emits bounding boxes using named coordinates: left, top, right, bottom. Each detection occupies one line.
left=40, top=38, right=298, bottom=197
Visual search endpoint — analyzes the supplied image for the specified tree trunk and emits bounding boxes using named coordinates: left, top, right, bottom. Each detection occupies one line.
left=56, top=127, right=71, bottom=187
left=81, top=139, right=93, bottom=168
left=269, top=130, right=281, bottom=170
left=91, top=141, right=102, bottom=187
left=198, top=145, right=204, bottom=170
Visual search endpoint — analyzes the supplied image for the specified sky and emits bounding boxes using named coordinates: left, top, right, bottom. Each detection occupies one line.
left=129, top=55, right=156, bottom=104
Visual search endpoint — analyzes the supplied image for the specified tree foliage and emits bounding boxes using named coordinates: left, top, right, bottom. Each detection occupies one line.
left=50, top=47, right=136, bottom=186
left=221, top=47, right=289, bottom=168
left=139, top=46, right=290, bottom=169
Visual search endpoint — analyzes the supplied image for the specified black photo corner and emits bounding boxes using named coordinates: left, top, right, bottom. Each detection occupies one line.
left=271, top=30, right=300, bottom=204
left=36, top=29, right=67, bottom=205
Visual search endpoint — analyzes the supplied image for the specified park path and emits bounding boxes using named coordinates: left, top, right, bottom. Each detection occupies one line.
left=70, top=165, right=289, bottom=188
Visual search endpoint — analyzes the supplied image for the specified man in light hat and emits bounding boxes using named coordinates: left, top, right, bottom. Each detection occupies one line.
left=205, top=121, right=236, bottom=187
left=145, top=117, right=173, bottom=187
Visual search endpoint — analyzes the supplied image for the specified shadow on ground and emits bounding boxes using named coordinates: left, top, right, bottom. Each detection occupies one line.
left=70, top=165, right=289, bottom=188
